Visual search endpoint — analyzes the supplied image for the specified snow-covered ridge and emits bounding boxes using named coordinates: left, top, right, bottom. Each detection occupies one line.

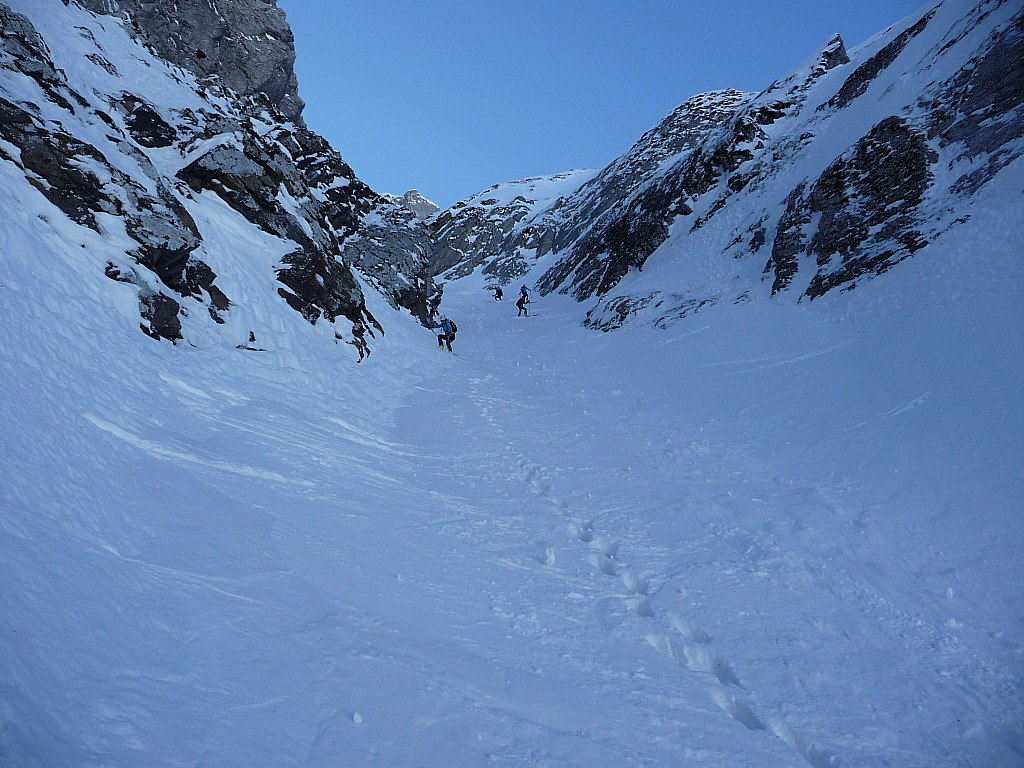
left=434, top=0, right=1024, bottom=331
left=445, top=170, right=598, bottom=211
left=427, top=168, right=597, bottom=280
left=0, top=0, right=437, bottom=350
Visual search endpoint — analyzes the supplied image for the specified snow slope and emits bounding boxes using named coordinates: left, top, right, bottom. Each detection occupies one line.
left=3, top=137, right=1023, bottom=766
left=2, top=0, right=1023, bottom=766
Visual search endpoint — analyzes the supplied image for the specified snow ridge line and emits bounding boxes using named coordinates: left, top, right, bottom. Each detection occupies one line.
left=465, top=377, right=839, bottom=768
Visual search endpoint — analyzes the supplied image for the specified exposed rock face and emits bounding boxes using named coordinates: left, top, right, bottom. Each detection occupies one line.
left=433, top=1, right=1023, bottom=330
left=0, top=5, right=220, bottom=340
left=340, top=203, right=435, bottom=325
left=529, top=37, right=852, bottom=305
left=824, top=11, right=935, bottom=112
left=428, top=171, right=597, bottom=281
left=768, top=117, right=935, bottom=296
left=169, top=98, right=438, bottom=330
left=176, top=121, right=362, bottom=324
left=117, top=94, right=177, bottom=148
left=534, top=89, right=754, bottom=299
left=77, top=0, right=305, bottom=122
left=0, top=3, right=73, bottom=107
left=393, top=189, right=440, bottom=220
left=928, top=4, right=1024, bottom=194
left=1, top=0, right=435, bottom=349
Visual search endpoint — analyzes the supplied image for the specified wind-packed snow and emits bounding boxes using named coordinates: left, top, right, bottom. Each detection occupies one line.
left=2, top=0, right=1023, bottom=766
left=3, top=138, right=1024, bottom=766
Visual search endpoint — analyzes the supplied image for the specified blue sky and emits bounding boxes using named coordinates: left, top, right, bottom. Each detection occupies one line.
left=277, top=1, right=926, bottom=208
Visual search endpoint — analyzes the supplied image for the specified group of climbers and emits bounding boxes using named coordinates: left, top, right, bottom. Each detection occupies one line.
left=428, top=284, right=532, bottom=354
left=343, top=283, right=533, bottom=361
left=492, top=284, right=531, bottom=315
left=431, top=284, right=532, bottom=354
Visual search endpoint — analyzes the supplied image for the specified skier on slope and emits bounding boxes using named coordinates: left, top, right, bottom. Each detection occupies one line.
left=516, top=289, right=530, bottom=317
left=431, top=315, right=457, bottom=352
left=492, top=286, right=503, bottom=301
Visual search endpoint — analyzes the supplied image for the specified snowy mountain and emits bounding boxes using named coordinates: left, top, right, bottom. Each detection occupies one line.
left=428, top=169, right=597, bottom=280
left=435, top=0, right=1024, bottom=331
left=1, top=1, right=1023, bottom=767
left=0, top=0, right=436, bottom=350
left=387, top=188, right=441, bottom=220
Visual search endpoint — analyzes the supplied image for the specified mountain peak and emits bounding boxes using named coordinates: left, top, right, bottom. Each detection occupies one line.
left=820, top=32, right=851, bottom=71
left=398, top=189, right=440, bottom=219
left=428, top=0, right=1022, bottom=331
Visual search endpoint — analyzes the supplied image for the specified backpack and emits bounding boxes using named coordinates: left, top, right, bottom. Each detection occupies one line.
left=449, top=320, right=458, bottom=334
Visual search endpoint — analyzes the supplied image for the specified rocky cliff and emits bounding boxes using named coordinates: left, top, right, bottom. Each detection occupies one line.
left=0, top=0, right=435, bottom=353
left=432, top=0, right=1024, bottom=330
left=427, top=170, right=596, bottom=281
left=78, top=0, right=305, bottom=122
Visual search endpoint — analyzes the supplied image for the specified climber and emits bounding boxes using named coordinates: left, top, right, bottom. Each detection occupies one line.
left=516, top=291, right=530, bottom=317
left=349, top=321, right=371, bottom=362
left=431, top=315, right=457, bottom=352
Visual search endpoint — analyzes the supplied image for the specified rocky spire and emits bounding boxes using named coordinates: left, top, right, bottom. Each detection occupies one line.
left=398, top=190, right=440, bottom=219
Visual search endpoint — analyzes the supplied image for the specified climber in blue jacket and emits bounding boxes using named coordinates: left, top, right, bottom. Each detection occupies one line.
left=431, top=315, right=457, bottom=352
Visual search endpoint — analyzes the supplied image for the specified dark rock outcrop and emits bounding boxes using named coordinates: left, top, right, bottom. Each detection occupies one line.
left=0, top=91, right=212, bottom=341
left=341, top=202, right=435, bottom=325
left=767, top=117, right=935, bottom=296
left=117, top=94, right=177, bottom=148
left=78, top=0, right=305, bottom=122
left=929, top=6, right=1024, bottom=194
left=432, top=2, right=1021, bottom=329
left=2, top=0, right=437, bottom=347
left=0, top=3, right=79, bottom=111
left=175, top=117, right=417, bottom=328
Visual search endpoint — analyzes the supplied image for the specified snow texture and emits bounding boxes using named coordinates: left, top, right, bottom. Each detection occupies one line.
left=1, top=0, right=1023, bottom=767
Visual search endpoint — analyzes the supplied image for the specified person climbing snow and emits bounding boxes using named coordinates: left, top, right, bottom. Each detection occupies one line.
left=492, top=286, right=503, bottom=301
left=349, top=321, right=371, bottom=362
left=516, top=290, right=530, bottom=317
left=432, top=315, right=457, bottom=352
